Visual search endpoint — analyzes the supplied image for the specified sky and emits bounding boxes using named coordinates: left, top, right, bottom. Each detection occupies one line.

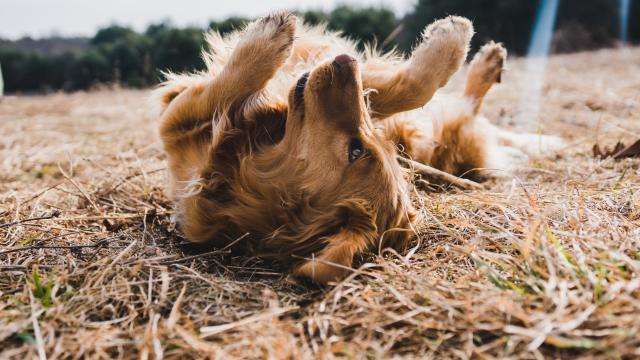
left=0, top=0, right=413, bottom=39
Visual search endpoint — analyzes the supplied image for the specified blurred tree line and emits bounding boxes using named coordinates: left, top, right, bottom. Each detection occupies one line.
left=1, top=0, right=638, bottom=93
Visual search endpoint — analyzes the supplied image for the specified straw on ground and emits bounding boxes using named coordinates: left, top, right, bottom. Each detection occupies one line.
left=1, top=48, right=639, bottom=359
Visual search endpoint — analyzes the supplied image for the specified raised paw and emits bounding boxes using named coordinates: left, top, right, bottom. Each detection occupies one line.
left=360, top=16, right=474, bottom=118
left=468, top=41, right=507, bottom=85
left=422, top=16, right=474, bottom=48
left=242, top=11, right=296, bottom=62
left=214, top=11, right=297, bottom=104
left=463, top=41, right=507, bottom=113
left=411, top=16, right=474, bottom=87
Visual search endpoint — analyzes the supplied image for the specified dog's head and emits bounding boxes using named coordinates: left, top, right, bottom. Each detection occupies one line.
left=272, top=54, right=416, bottom=283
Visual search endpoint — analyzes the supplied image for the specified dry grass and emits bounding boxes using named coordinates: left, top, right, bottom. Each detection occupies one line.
left=1, top=48, right=639, bottom=359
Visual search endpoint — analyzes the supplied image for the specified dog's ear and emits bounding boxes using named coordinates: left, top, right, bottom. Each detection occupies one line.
left=292, top=229, right=371, bottom=284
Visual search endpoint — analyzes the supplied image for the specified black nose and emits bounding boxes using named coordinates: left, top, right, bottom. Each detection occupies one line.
left=333, top=54, right=356, bottom=66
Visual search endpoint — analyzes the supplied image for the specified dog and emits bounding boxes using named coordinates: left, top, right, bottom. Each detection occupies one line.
left=156, top=11, right=562, bottom=283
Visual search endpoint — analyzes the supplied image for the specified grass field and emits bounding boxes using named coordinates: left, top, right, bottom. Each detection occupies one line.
left=1, top=47, right=639, bottom=359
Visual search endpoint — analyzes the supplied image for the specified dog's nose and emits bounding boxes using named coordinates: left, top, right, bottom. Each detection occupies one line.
left=333, top=54, right=356, bottom=66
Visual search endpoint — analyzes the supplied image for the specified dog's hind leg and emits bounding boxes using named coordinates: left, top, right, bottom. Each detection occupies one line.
left=363, top=16, right=473, bottom=119
left=414, top=43, right=508, bottom=180
left=464, top=41, right=506, bottom=114
left=464, top=42, right=564, bottom=160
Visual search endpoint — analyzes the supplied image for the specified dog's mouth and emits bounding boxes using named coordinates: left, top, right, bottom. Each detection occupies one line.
left=293, top=54, right=359, bottom=111
left=332, top=54, right=357, bottom=67
left=292, top=54, right=364, bottom=131
left=318, top=53, right=359, bottom=89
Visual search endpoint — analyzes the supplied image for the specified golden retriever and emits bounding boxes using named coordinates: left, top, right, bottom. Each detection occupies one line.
left=156, top=11, right=562, bottom=283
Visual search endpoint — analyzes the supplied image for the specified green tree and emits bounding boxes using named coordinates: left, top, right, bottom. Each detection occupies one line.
left=0, top=49, right=31, bottom=91
left=91, top=25, right=137, bottom=46
left=299, top=10, right=329, bottom=26
left=0, top=62, right=4, bottom=96
left=89, top=25, right=153, bottom=86
left=329, top=5, right=397, bottom=48
left=402, top=0, right=626, bottom=55
left=1, top=3, right=636, bottom=93
left=146, top=23, right=205, bottom=78
left=70, top=49, right=110, bottom=89
left=631, top=0, right=640, bottom=43
left=299, top=6, right=398, bottom=50
left=209, top=16, right=250, bottom=34
left=403, top=0, right=538, bottom=55
left=553, top=0, right=618, bottom=52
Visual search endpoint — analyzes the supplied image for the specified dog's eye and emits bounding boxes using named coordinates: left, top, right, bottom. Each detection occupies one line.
left=348, top=139, right=365, bottom=162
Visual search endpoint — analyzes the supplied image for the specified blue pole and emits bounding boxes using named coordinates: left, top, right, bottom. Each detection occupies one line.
left=527, top=0, right=560, bottom=58
left=620, top=0, right=630, bottom=45
left=518, top=0, right=560, bottom=129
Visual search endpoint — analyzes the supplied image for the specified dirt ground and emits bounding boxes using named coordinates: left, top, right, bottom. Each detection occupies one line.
left=1, top=47, right=639, bottom=359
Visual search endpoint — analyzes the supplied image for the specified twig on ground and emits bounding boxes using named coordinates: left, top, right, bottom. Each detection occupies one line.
left=0, top=265, right=54, bottom=272
left=0, top=211, right=61, bottom=229
left=18, top=182, right=63, bottom=205
left=159, top=233, right=250, bottom=265
left=159, top=249, right=232, bottom=265
left=0, top=236, right=115, bottom=256
left=200, top=306, right=299, bottom=337
left=58, top=164, right=101, bottom=213
left=397, top=156, right=484, bottom=190
left=52, top=212, right=170, bottom=222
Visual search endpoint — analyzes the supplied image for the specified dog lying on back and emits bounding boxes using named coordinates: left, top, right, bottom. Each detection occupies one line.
left=157, top=12, right=562, bottom=283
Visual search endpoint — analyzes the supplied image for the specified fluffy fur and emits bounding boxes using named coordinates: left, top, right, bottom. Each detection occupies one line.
left=156, top=12, right=562, bottom=283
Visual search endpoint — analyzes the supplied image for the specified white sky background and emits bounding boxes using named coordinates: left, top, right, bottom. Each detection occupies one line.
left=0, top=0, right=414, bottom=39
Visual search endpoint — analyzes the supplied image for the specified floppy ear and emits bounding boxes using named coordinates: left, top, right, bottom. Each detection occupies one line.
left=292, top=230, right=370, bottom=284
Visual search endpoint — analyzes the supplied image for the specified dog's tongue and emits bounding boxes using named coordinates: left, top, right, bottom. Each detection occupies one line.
left=334, top=54, right=356, bottom=65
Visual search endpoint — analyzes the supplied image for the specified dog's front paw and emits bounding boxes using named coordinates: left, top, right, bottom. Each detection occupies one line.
left=244, top=11, right=296, bottom=60
left=422, top=15, right=474, bottom=47
left=411, top=16, right=474, bottom=86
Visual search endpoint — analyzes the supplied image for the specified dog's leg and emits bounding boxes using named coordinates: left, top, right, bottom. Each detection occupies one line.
left=209, top=12, right=296, bottom=108
left=464, top=41, right=506, bottom=114
left=159, top=12, right=296, bottom=146
left=464, top=42, right=564, bottom=161
left=424, top=44, right=505, bottom=179
left=363, top=16, right=473, bottom=119
left=292, top=230, right=369, bottom=284
left=159, top=11, right=296, bottom=207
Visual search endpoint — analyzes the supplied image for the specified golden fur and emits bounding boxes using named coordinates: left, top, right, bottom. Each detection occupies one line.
left=156, top=12, right=562, bottom=283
